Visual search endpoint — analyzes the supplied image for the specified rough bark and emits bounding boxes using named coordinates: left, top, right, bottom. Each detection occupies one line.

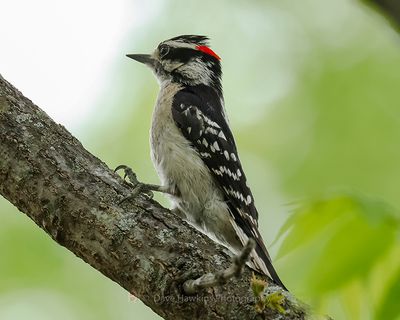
left=0, top=75, right=307, bottom=320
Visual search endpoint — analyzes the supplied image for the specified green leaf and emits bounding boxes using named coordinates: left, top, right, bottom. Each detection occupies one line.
left=277, top=196, right=357, bottom=258
left=276, top=194, right=399, bottom=292
left=375, top=268, right=400, bottom=320
left=309, top=216, right=394, bottom=291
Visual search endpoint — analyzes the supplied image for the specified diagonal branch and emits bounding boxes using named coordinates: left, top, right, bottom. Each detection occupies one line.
left=0, top=74, right=307, bottom=320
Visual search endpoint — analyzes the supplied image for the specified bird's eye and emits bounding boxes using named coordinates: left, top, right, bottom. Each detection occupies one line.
left=159, top=45, right=170, bottom=57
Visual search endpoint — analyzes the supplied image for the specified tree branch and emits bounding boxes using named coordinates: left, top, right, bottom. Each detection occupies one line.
left=0, top=75, right=307, bottom=319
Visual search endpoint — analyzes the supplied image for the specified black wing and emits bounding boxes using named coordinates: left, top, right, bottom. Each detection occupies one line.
left=171, top=85, right=286, bottom=289
left=171, top=85, right=258, bottom=222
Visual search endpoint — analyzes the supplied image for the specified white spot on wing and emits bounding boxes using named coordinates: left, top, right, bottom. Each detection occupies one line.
left=212, top=168, right=222, bottom=176
left=205, top=127, right=219, bottom=135
left=224, top=150, right=230, bottom=160
left=203, top=115, right=221, bottom=128
left=247, top=195, right=252, bottom=205
left=196, top=112, right=202, bottom=120
left=249, top=215, right=257, bottom=226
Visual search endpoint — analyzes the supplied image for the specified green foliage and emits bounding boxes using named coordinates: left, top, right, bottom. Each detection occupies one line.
left=264, top=290, right=286, bottom=314
left=251, top=273, right=268, bottom=299
left=276, top=195, right=400, bottom=318
left=376, top=268, right=400, bottom=320
left=251, top=274, right=269, bottom=312
left=251, top=274, right=286, bottom=314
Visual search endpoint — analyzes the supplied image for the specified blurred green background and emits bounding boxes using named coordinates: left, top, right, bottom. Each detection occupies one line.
left=1, top=0, right=400, bottom=319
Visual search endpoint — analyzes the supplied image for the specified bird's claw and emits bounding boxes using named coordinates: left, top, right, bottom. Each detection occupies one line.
left=115, top=164, right=138, bottom=185
left=115, top=164, right=154, bottom=202
left=135, top=184, right=154, bottom=200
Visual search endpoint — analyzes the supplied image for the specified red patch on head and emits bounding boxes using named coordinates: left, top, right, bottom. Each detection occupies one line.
left=196, top=45, right=221, bottom=60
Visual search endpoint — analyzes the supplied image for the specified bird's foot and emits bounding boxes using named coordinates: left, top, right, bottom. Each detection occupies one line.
left=114, top=164, right=154, bottom=202
left=182, top=239, right=256, bottom=295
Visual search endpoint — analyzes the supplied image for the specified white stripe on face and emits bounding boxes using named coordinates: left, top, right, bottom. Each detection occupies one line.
left=162, top=40, right=197, bottom=50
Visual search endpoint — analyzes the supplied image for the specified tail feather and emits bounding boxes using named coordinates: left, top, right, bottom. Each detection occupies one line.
left=227, top=205, right=287, bottom=290
left=251, top=239, right=287, bottom=290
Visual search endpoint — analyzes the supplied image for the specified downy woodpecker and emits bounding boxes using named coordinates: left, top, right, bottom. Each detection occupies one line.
left=125, top=35, right=286, bottom=289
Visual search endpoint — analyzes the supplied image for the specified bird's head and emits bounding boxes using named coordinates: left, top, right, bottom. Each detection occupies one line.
left=127, top=35, right=222, bottom=92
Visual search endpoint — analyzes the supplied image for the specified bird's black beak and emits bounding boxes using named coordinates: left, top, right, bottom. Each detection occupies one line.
left=126, top=54, right=156, bottom=68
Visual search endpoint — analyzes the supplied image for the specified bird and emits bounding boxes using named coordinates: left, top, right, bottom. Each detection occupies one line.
left=122, top=35, right=286, bottom=289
